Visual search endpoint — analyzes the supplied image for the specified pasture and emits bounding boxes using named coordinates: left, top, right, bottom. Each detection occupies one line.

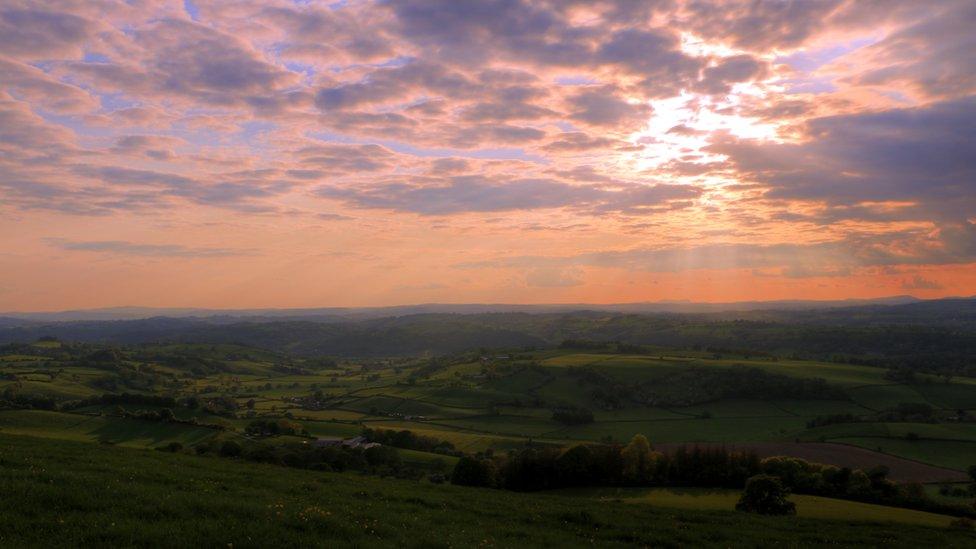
left=3, top=344, right=976, bottom=478
left=2, top=434, right=974, bottom=548
left=563, top=487, right=957, bottom=528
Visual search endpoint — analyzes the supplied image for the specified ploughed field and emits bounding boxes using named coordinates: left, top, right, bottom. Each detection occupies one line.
left=2, top=342, right=976, bottom=479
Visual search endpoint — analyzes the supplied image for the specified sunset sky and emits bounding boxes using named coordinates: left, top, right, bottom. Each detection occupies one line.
left=2, top=0, right=975, bottom=311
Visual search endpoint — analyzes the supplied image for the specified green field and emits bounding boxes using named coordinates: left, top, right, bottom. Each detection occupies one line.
left=2, top=434, right=974, bottom=548
left=561, top=487, right=957, bottom=528
left=3, top=343, right=976, bottom=474
left=0, top=409, right=220, bottom=448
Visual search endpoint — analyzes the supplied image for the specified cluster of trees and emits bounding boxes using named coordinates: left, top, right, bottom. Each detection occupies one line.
left=112, top=406, right=177, bottom=423
left=105, top=405, right=228, bottom=431
left=759, top=455, right=974, bottom=516
left=876, top=402, right=937, bottom=422
left=559, top=339, right=614, bottom=351
left=452, top=435, right=976, bottom=518
left=806, top=413, right=857, bottom=429
left=244, top=418, right=308, bottom=437
left=186, top=438, right=416, bottom=478
left=149, top=353, right=236, bottom=376
left=361, top=428, right=459, bottom=456
left=573, top=365, right=846, bottom=409
left=735, top=475, right=796, bottom=515
left=807, top=402, right=966, bottom=429
left=0, top=388, right=235, bottom=432
left=453, top=436, right=761, bottom=491
left=64, top=393, right=178, bottom=410
left=407, top=357, right=451, bottom=382
left=0, top=387, right=58, bottom=410
left=637, top=367, right=846, bottom=406
left=551, top=406, right=595, bottom=425
left=185, top=395, right=239, bottom=417
left=559, top=339, right=652, bottom=355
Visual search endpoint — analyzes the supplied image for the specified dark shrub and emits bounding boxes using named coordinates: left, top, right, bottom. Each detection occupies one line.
left=451, top=456, right=496, bottom=487
left=552, top=406, right=594, bottom=425
left=219, top=440, right=243, bottom=457
left=949, top=517, right=974, bottom=530
left=158, top=441, right=183, bottom=453
left=736, top=475, right=796, bottom=515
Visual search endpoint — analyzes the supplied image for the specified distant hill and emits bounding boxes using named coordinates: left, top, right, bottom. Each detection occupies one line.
left=1, top=299, right=974, bottom=370
left=0, top=295, right=936, bottom=322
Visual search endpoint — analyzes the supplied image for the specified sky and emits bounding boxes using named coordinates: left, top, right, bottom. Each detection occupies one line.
left=1, top=0, right=975, bottom=311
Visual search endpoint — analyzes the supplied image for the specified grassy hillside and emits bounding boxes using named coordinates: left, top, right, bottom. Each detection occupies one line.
left=561, top=487, right=957, bottom=528
left=2, top=433, right=974, bottom=548
left=0, top=409, right=220, bottom=448
left=3, top=342, right=976, bottom=476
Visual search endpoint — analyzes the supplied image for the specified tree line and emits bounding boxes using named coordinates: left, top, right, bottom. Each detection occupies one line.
left=452, top=435, right=976, bottom=518
left=361, top=427, right=460, bottom=456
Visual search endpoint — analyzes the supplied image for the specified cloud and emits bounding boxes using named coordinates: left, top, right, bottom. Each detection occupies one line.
left=541, top=132, right=621, bottom=152
left=261, top=4, right=395, bottom=64
left=319, top=176, right=700, bottom=215
left=901, top=275, right=945, bottom=291
left=67, top=164, right=291, bottom=213
left=388, top=0, right=584, bottom=65
left=111, top=135, right=184, bottom=160
left=64, top=18, right=297, bottom=108
left=295, top=143, right=397, bottom=172
left=45, top=238, right=251, bottom=258
left=0, top=8, right=94, bottom=60
left=697, top=55, right=768, bottom=95
left=315, top=61, right=475, bottom=111
left=72, top=165, right=195, bottom=189
left=0, top=96, right=77, bottom=155
left=596, top=27, right=702, bottom=97
left=2, top=0, right=976, bottom=306
left=525, top=266, right=583, bottom=287
left=709, top=96, right=976, bottom=222
left=0, top=58, right=95, bottom=113
left=683, top=0, right=845, bottom=52
left=836, top=1, right=976, bottom=99
left=568, top=86, right=652, bottom=130
left=463, top=221, right=976, bottom=275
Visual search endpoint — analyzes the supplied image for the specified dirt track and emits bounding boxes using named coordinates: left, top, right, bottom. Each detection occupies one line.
left=654, top=442, right=968, bottom=483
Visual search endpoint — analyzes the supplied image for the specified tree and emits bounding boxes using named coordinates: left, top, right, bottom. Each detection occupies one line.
left=219, top=440, right=243, bottom=457
left=621, top=434, right=655, bottom=484
left=556, top=445, right=593, bottom=485
left=451, top=456, right=495, bottom=488
left=552, top=406, right=594, bottom=425
left=968, top=465, right=976, bottom=496
left=736, top=475, right=796, bottom=515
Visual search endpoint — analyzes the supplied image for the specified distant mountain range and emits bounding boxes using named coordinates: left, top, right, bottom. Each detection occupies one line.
left=1, top=297, right=974, bottom=362
left=0, top=295, right=944, bottom=323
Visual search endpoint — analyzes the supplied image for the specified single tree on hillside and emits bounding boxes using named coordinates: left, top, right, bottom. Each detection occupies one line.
left=621, top=434, right=655, bottom=484
left=451, top=456, right=496, bottom=488
left=736, top=475, right=796, bottom=515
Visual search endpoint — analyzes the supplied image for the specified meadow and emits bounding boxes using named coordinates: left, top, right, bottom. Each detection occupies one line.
left=2, top=338, right=976, bottom=545
left=559, top=487, right=957, bottom=528
left=3, top=341, right=976, bottom=478
left=2, top=433, right=974, bottom=548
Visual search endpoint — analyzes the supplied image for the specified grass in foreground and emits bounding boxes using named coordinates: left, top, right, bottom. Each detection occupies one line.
left=2, top=434, right=976, bottom=548
left=560, top=487, right=956, bottom=528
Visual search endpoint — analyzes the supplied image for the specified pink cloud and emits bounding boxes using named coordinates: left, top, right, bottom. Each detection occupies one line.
left=1, top=0, right=975, bottom=309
